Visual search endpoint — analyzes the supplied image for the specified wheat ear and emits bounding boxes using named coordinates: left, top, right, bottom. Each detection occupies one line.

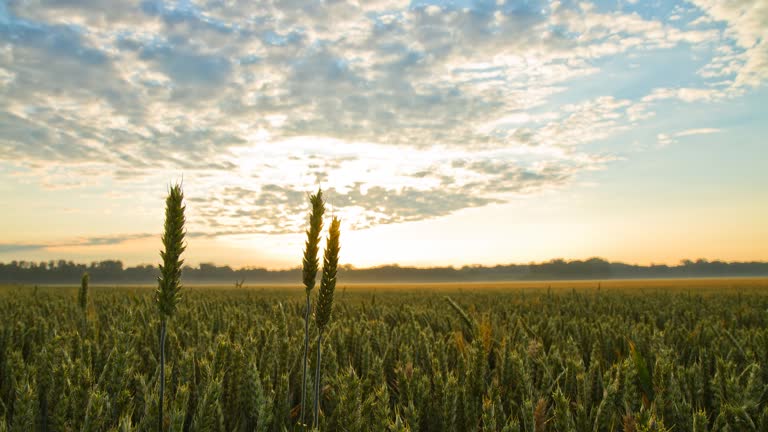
left=313, top=216, right=340, bottom=428
left=300, top=189, right=325, bottom=426
left=155, top=183, right=186, bottom=432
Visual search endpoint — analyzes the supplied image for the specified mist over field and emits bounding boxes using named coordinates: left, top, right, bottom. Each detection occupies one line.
left=3, top=258, right=768, bottom=284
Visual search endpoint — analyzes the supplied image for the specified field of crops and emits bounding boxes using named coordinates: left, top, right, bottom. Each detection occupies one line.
left=1, top=279, right=767, bottom=431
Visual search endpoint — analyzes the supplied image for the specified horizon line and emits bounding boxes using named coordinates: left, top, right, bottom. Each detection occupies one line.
left=3, top=256, right=768, bottom=272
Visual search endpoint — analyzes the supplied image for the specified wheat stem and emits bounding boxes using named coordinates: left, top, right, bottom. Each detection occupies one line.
left=301, top=189, right=325, bottom=426
left=79, top=272, right=89, bottom=336
left=78, top=272, right=89, bottom=312
left=158, top=318, right=167, bottom=432
left=313, top=329, right=323, bottom=428
left=155, top=183, right=186, bottom=432
left=312, top=216, right=340, bottom=428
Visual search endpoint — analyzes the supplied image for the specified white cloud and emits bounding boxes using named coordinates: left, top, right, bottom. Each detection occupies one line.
left=0, top=67, right=13, bottom=86
left=0, top=0, right=762, bottom=234
left=657, top=133, right=674, bottom=147
left=675, top=128, right=721, bottom=137
left=688, top=0, right=768, bottom=87
left=656, top=127, right=722, bottom=147
left=642, top=86, right=726, bottom=103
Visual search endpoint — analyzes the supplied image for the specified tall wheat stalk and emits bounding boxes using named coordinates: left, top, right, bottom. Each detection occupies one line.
left=78, top=272, right=89, bottom=312
left=313, top=216, right=340, bottom=428
left=300, top=189, right=325, bottom=426
left=155, top=183, right=186, bottom=432
left=78, top=272, right=89, bottom=336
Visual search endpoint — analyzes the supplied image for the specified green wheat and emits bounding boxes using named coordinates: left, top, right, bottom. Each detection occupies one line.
left=313, top=216, right=340, bottom=428
left=155, top=183, right=186, bottom=432
left=300, top=189, right=325, bottom=427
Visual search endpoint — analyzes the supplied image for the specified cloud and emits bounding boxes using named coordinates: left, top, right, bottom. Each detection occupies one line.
left=192, top=182, right=501, bottom=234
left=657, top=133, right=674, bottom=147
left=0, top=0, right=764, bottom=236
left=181, top=147, right=608, bottom=235
left=0, top=233, right=155, bottom=253
left=687, top=0, right=768, bottom=88
left=675, top=128, right=721, bottom=137
left=0, top=66, right=14, bottom=86
left=658, top=127, right=722, bottom=146
left=0, top=0, right=739, bottom=159
left=642, top=87, right=726, bottom=103
left=0, top=243, right=47, bottom=253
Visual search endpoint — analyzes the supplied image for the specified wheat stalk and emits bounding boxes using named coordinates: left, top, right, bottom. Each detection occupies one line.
left=78, top=272, right=89, bottom=312
left=78, top=271, right=90, bottom=337
left=301, top=189, right=325, bottom=426
left=534, top=398, right=548, bottom=432
left=313, top=216, right=340, bottom=428
left=155, top=183, right=186, bottom=432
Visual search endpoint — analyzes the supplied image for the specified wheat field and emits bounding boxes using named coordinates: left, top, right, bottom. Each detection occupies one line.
left=1, top=278, right=766, bottom=431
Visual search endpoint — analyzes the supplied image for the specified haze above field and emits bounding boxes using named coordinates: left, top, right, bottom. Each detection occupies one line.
left=3, top=258, right=768, bottom=284
left=1, top=0, right=766, bottom=268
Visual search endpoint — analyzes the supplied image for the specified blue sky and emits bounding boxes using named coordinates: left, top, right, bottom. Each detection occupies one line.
left=0, top=0, right=766, bottom=268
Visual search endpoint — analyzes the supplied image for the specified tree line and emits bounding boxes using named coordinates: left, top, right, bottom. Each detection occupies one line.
left=1, top=257, right=766, bottom=284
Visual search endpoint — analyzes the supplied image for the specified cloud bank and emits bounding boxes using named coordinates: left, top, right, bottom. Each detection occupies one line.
left=0, top=0, right=765, bottom=240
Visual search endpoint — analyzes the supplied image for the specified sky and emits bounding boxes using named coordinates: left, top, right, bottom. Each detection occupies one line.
left=0, top=0, right=766, bottom=269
